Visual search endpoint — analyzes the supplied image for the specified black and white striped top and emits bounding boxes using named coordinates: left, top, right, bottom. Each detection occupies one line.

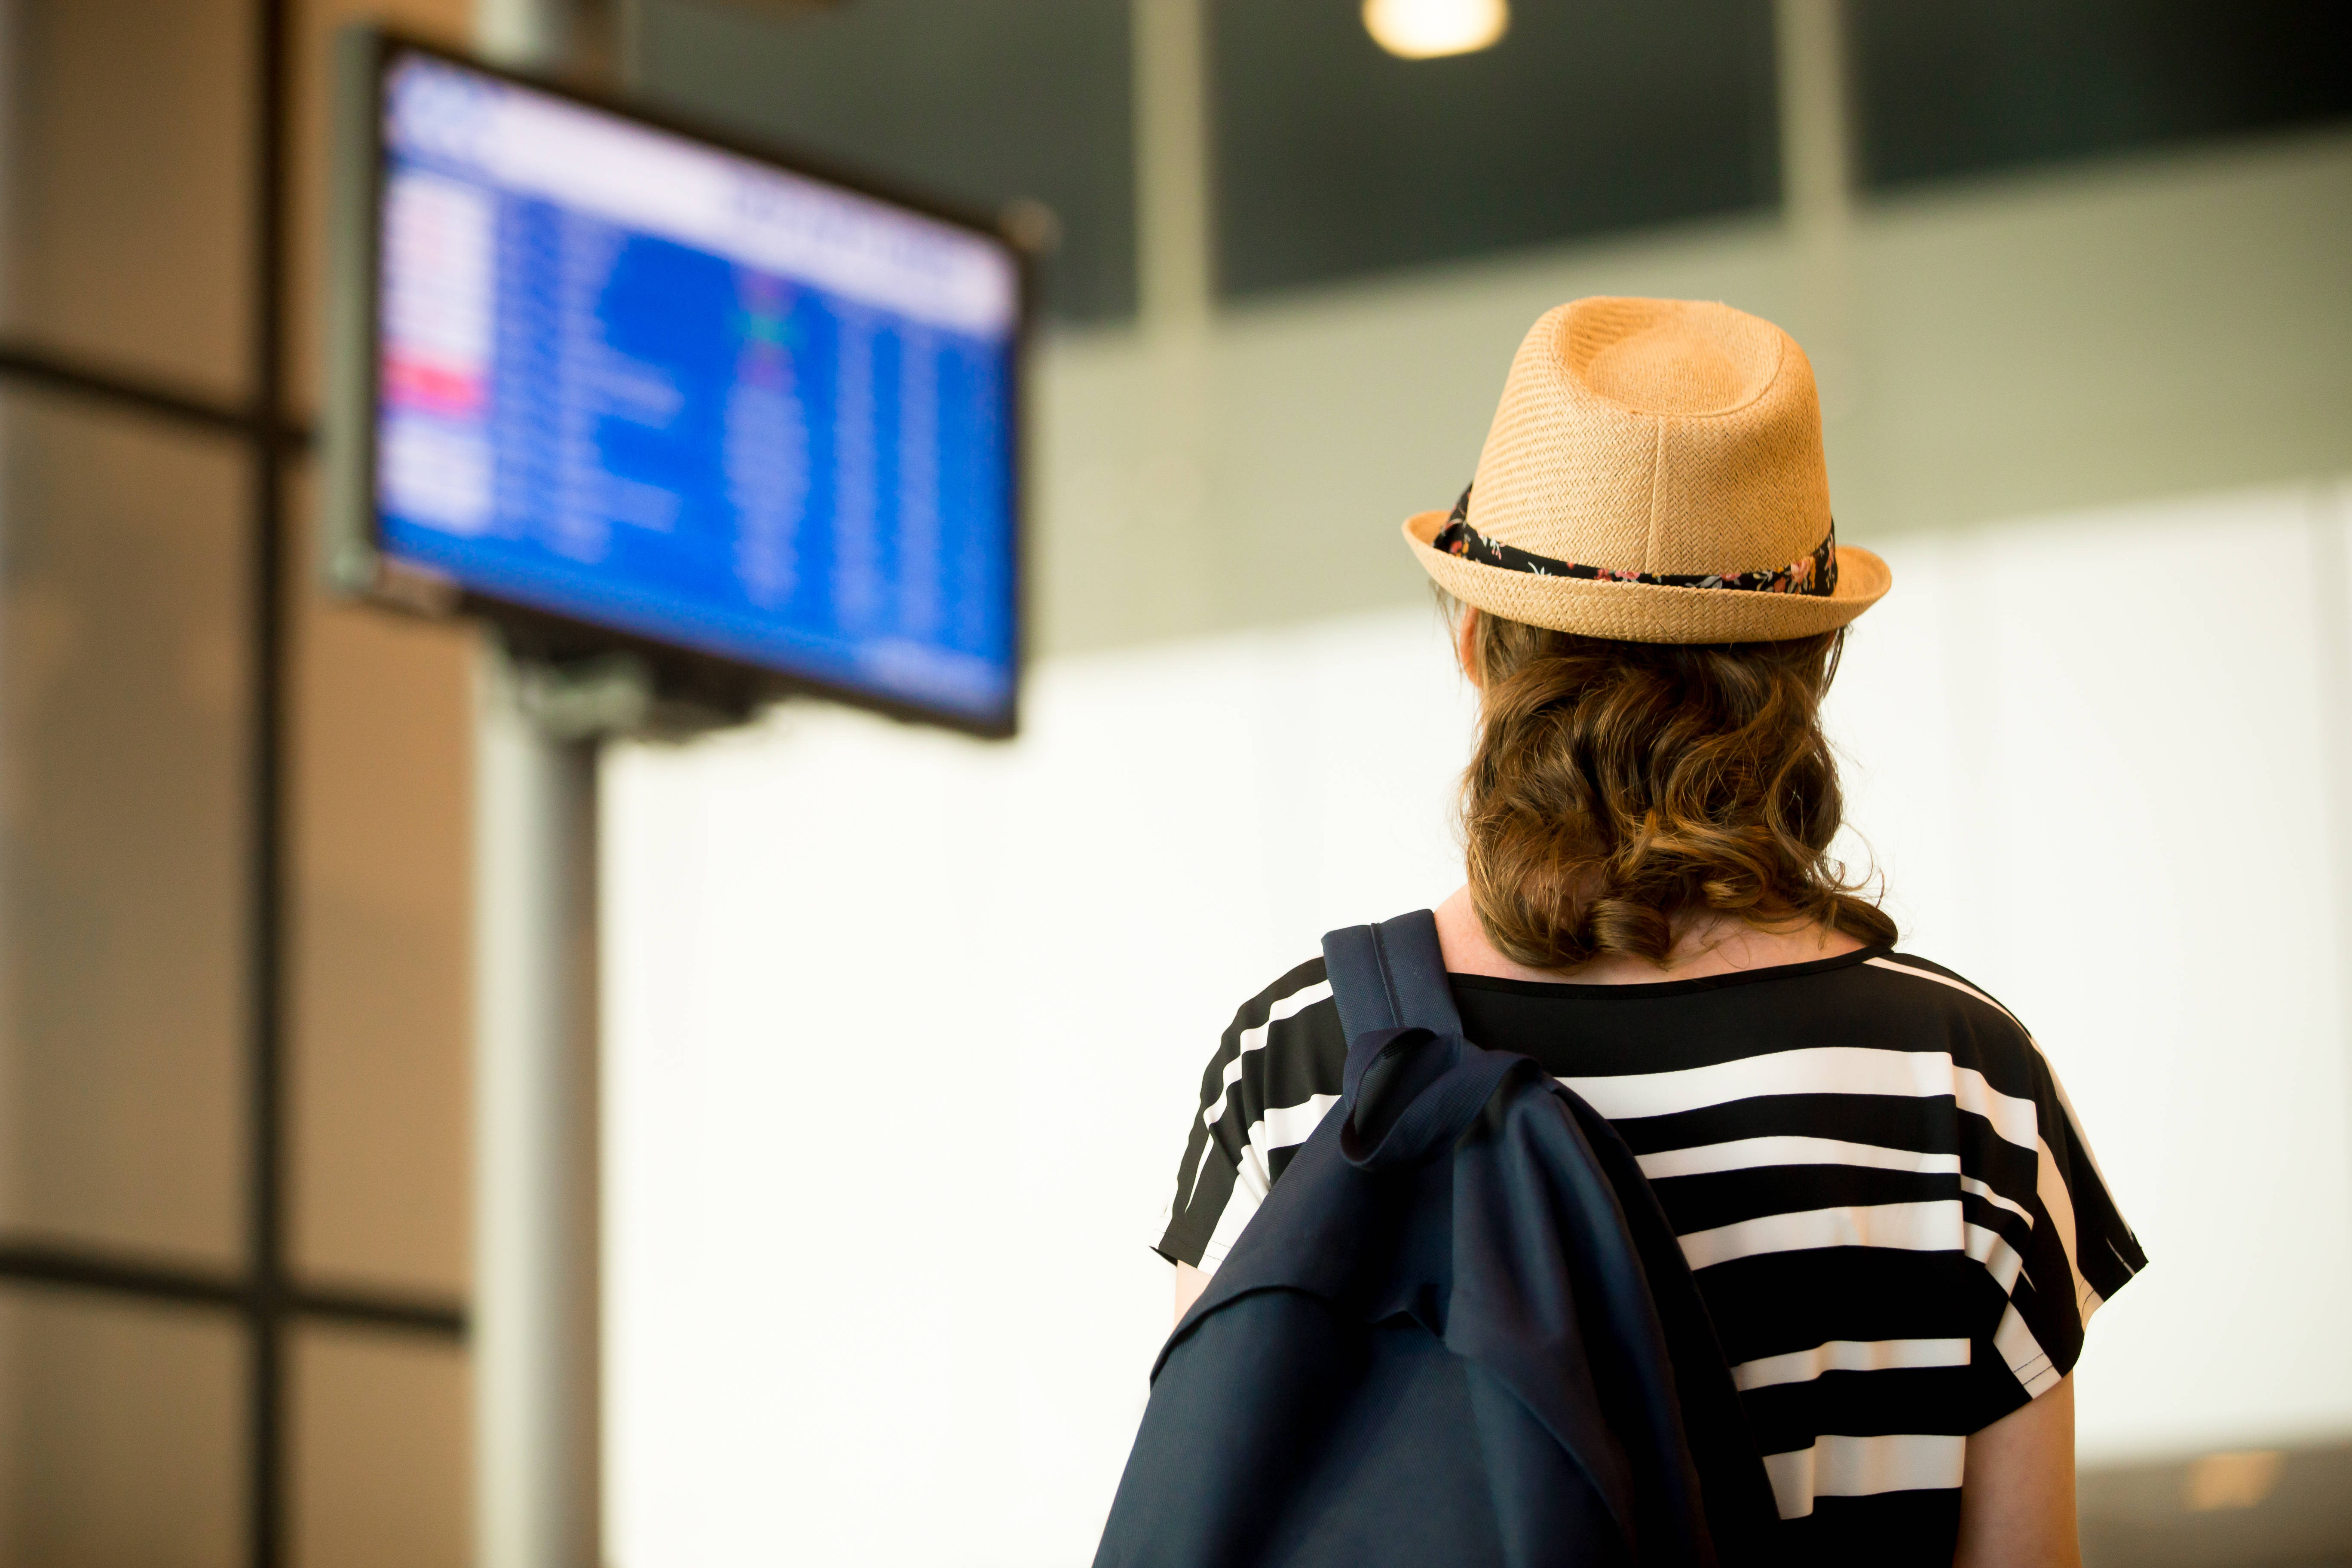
left=1155, top=945, right=2144, bottom=1564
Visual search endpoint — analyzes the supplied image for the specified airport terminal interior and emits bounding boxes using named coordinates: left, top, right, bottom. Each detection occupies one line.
left=0, top=0, right=2349, bottom=1563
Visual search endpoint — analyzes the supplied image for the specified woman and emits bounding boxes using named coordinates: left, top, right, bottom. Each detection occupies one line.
left=1152, top=298, right=2141, bottom=1566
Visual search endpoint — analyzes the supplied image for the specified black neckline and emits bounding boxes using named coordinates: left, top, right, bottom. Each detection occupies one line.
left=1447, top=943, right=1892, bottom=1001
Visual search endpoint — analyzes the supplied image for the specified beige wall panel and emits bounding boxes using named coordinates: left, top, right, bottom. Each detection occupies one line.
left=0, top=0, right=251, bottom=395
left=0, top=1289, right=242, bottom=1568
left=291, top=1324, right=470, bottom=1568
left=0, top=393, right=248, bottom=1262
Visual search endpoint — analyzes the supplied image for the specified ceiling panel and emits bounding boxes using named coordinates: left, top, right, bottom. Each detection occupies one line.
left=1210, top=0, right=1782, bottom=300
left=1851, top=0, right=2352, bottom=190
left=639, top=0, right=1136, bottom=324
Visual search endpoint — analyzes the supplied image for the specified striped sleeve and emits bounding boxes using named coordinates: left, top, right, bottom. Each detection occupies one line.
left=1864, top=955, right=2148, bottom=1418
left=1152, top=958, right=1346, bottom=1273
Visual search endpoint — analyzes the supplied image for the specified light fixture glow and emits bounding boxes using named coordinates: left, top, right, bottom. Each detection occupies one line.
left=1363, top=0, right=1510, bottom=60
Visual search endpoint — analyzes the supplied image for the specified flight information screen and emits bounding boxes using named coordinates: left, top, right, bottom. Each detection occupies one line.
left=367, top=48, right=1022, bottom=730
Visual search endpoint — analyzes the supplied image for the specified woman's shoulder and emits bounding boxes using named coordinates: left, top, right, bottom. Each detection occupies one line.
left=1838, top=948, right=2061, bottom=1096
left=1225, top=954, right=1335, bottom=1032
left=1158, top=959, right=1350, bottom=1270
left=1210, top=944, right=2061, bottom=1091
left=1202, top=956, right=1348, bottom=1088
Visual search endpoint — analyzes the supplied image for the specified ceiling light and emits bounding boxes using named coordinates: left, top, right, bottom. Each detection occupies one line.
left=1363, top=0, right=1509, bottom=61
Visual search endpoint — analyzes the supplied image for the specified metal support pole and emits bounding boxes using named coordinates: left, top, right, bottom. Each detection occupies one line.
left=1773, top=0, right=1859, bottom=420
left=1131, top=0, right=1217, bottom=630
left=474, top=644, right=644, bottom=1568
left=467, top=9, right=646, bottom=1565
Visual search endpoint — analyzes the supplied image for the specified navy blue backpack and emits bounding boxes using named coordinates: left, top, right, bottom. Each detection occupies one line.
left=1093, top=911, right=1783, bottom=1568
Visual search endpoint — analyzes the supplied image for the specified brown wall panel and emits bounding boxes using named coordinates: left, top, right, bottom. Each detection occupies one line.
left=0, top=1288, right=243, bottom=1568
left=0, top=0, right=252, bottom=394
left=291, top=1324, right=470, bottom=1568
left=0, top=392, right=248, bottom=1262
left=284, top=0, right=477, bottom=1296
left=287, top=469, right=475, bottom=1294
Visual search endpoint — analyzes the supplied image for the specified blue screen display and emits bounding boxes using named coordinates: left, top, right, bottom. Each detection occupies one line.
left=374, top=54, right=1021, bottom=726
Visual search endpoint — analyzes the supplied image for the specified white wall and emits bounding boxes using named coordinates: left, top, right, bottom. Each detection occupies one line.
left=605, top=480, right=2352, bottom=1565
left=603, top=612, right=1480, bottom=1568
left=1827, top=481, right=2352, bottom=1461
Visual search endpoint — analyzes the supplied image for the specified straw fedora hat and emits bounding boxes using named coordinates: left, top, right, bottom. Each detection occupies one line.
left=1404, top=297, right=1889, bottom=643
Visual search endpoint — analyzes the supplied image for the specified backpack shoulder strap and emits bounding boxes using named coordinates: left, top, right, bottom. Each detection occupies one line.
left=1321, top=909, right=1462, bottom=1050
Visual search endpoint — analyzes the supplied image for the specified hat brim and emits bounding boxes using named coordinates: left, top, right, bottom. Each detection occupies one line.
left=1403, top=510, right=1890, bottom=644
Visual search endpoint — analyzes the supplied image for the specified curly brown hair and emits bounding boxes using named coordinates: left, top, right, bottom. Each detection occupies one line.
left=1454, top=602, right=1896, bottom=970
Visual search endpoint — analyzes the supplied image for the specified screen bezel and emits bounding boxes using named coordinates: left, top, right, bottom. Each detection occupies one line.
left=323, top=25, right=1031, bottom=739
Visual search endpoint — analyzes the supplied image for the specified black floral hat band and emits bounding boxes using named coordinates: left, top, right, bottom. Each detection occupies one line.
left=1429, top=484, right=1839, bottom=598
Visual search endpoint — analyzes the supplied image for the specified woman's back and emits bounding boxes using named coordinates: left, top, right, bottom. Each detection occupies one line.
left=1142, top=295, right=2139, bottom=1565
left=1154, top=943, right=2142, bottom=1564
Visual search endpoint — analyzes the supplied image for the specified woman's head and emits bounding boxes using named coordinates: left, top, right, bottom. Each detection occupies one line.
left=1454, top=604, right=1896, bottom=971
left=1402, top=298, right=1889, bottom=646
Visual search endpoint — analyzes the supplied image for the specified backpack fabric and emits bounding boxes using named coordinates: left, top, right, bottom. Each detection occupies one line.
left=1093, top=910, right=1783, bottom=1568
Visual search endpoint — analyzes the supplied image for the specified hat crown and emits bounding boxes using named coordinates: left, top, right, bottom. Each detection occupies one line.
left=1467, top=297, right=1831, bottom=578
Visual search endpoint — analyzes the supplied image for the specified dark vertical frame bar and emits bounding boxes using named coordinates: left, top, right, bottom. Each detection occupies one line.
left=246, top=0, right=292, bottom=1562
